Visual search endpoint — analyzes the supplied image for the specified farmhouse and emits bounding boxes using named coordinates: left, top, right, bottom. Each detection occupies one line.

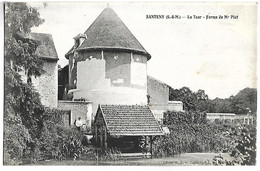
left=58, top=6, right=183, bottom=131
left=15, top=7, right=186, bottom=155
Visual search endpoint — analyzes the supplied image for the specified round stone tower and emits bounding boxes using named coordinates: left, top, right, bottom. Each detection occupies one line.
left=65, top=7, right=151, bottom=112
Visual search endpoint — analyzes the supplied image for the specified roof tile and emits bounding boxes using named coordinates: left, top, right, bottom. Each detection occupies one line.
left=99, top=104, right=163, bottom=136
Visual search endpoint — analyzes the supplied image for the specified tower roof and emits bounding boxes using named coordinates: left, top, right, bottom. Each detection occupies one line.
left=66, top=7, right=151, bottom=60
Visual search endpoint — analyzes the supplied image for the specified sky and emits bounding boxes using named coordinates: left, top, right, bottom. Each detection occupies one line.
left=29, top=2, right=257, bottom=99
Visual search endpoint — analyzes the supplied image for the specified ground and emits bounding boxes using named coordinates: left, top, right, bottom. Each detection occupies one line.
left=31, top=153, right=231, bottom=166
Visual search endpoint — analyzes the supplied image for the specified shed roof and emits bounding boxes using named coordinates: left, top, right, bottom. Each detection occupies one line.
left=27, top=33, right=59, bottom=60
left=97, top=104, right=163, bottom=136
left=65, top=7, right=151, bottom=60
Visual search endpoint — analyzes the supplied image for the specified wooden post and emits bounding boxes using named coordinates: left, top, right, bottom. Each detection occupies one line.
left=150, top=136, right=153, bottom=159
left=145, top=136, right=147, bottom=153
left=104, top=126, right=107, bottom=151
left=95, top=125, right=98, bottom=144
left=100, top=126, right=103, bottom=152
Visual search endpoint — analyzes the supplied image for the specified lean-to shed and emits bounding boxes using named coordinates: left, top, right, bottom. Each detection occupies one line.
left=94, top=104, right=163, bottom=154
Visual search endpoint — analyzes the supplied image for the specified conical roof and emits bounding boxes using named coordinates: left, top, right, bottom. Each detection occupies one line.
left=66, top=7, right=151, bottom=60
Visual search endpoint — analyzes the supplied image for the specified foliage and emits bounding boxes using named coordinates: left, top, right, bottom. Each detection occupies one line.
left=208, top=88, right=257, bottom=114
left=163, top=111, right=207, bottom=125
left=4, top=2, right=45, bottom=82
left=231, top=88, right=257, bottom=114
left=3, top=2, right=46, bottom=164
left=24, top=108, right=87, bottom=162
left=212, top=155, right=226, bottom=165
left=3, top=2, right=92, bottom=165
left=153, top=123, right=236, bottom=158
left=212, top=126, right=256, bottom=166
left=169, top=86, right=257, bottom=114
left=230, top=127, right=256, bottom=165
left=169, top=87, right=197, bottom=111
left=154, top=110, right=256, bottom=160
left=207, top=98, right=233, bottom=113
left=4, top=61, right=45, bottom=164
left=3, top=105, right=32, bottom=165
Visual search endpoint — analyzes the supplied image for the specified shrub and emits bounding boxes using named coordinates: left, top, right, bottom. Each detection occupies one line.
left=154, top=110, right=254, bottom=158
left=3, top=108, right=32, bottom=165
left=212, top=126, right=256, bottom=165
left=5, top=107, right=88, bottom=164
left=163, top=111, right=207, bottom=125
left=36, top=108, right=86, bottom=161
left=153, top=123, right=233, bottom=157
left=230, top=127, right=256, bottom=165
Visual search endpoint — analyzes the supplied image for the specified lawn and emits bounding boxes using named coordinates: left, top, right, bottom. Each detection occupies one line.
left=31, top=153, right=231, bottom=166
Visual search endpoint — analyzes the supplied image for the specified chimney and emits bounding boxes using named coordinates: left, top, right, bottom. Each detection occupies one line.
left=74, top=33, right=87, bottom=48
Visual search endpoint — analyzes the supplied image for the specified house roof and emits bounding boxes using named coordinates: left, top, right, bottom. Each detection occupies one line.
left=97, top=104, right=163, bottom=137
left=65, top=7, right=151, bottom=60
left=27, top=33, right=58, bottom=61
left=147, top=75, right=172, bottom=89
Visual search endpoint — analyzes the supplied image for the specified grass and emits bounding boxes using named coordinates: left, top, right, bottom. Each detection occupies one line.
left=30, top=153, right=231, bottom=166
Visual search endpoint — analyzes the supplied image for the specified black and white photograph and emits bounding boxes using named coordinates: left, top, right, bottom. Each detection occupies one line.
left=2, top=1, right=258, bottom=166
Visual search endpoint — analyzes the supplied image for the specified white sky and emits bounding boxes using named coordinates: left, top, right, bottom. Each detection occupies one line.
left=29, top=2, right=257, bottom=99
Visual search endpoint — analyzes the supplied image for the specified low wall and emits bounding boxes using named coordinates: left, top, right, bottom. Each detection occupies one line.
left=150, top=101, right=184, bottom=123
left=58, top=100, right=93, bottom=130
left=206, top=113, right=236, bottom=122
left=206, top=113, right=256, bottom=125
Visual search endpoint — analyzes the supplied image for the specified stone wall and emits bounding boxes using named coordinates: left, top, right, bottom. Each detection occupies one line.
left=58, top=101, right=93, bottom=129
left=147, top=76, right=169, bottom=105
left=33, top=61, right=58, bottom=108
left=20, top=61, right=58, bottom=108
left=147, top=76, right=184, bottom=123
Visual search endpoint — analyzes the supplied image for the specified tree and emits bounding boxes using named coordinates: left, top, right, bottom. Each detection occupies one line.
left=195, top=89, right=209, bottom=112
left=4, top=2, right=45, bottom=83
left=4, top=2, right=46, bottom=164
left=231, top=88, right=257, bottom=114
left=170, top=87, right=197, bottom=111
left=195, top=89, right=208, bottom=101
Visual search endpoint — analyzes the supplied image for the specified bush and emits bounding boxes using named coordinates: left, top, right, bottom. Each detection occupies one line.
left=35, top=108, right=86, bottom=161
left=153, top=110, right=255, bottom=158
left=163, top=111, right=207, bottom=125
left=230, top=127, right=256, bottom=165
left=3, top=109, right=31, bottom=165
left=4, top=106, right=88, bottom=164
left=153, top=123, right=233, bottom=157
left=212, top=126, right=256, bottom=165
